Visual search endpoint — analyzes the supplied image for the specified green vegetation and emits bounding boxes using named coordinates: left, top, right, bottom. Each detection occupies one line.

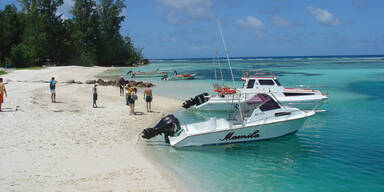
left=0, top=70, right=7, bottom=75
left=15, top=66, right=43, bottom=70
left=0, top=0, right=145, bottom=68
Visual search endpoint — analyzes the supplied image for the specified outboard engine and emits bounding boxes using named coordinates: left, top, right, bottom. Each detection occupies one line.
left=182, top=93, right=209, bottom=109
left=142, top=114, right=181, bottom=143
left=161, top=74, right=168, bottom=80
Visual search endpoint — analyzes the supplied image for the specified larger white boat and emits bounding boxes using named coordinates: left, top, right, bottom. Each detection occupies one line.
left=182, top=72, right=328, bottom=111
left=142, top=93, right=317, bottom=147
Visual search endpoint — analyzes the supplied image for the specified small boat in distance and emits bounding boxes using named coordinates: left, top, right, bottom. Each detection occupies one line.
left=183, top=71, right=328, bottom=111
left=162, top=73, right=197, bottom=80
left=129, top=69, right=170, bottom=78
left=142, top=93, right=317, bottom=147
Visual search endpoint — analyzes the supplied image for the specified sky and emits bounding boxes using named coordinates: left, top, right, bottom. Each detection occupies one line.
left=1, top=0, right=384, bottom=59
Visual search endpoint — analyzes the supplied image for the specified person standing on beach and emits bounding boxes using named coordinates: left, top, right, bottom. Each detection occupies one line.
left=143, top=85, right=153, bottom=112
left=49, top=77, right=56, bottom=103
left=131, top=88, right=138, bottom=115
left=125, top=84, right=132, bottom=106
left=0, top=78, right=8, bottom=111
left=118, top=76, right=125, bottom=96
left=92, top=84, right=98, bottom=108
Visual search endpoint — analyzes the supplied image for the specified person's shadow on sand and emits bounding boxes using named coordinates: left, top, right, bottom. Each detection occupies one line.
left=0, top=107, right=21, bottom=112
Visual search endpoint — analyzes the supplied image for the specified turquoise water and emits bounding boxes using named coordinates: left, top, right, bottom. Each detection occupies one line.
left=126, top=56, right=384, bottom=192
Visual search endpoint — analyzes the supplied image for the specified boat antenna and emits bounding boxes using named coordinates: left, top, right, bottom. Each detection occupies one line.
left=217, top=19, right=244, bottom=124
left=212, top=36, right=225, bottom=86
left=217, top=19, right=236, bottom=89
left=213, top=57, right=218, bottom=82
left=216, top=51, right=225, bottom=86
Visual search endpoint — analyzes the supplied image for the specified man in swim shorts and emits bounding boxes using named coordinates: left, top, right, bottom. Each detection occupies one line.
left=92, top=84, right=98, bottom=108
left=143, top=85, right=153, bottom=112
left=0, top=78, right=8, bottom=111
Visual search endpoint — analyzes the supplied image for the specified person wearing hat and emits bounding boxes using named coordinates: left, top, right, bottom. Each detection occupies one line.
left=93, top=84, right=98, bottom=108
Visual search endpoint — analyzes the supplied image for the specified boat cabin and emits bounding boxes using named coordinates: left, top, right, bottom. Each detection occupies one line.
left=232, top=93, right=290, bottom=124
left=241, top=75, right=282, bottom=90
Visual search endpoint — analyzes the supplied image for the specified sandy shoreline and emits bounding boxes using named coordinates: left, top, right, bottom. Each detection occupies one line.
left=0, top=66, right=183, bottom=192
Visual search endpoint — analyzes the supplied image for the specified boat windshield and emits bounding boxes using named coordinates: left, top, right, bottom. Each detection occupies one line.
left=274, top=79, right=282, bottom=86
left=247, top=79, right=256, bottom=89
left=230, top=94, right=280, bottom=121
left=247, top=94, right=280, bottom=111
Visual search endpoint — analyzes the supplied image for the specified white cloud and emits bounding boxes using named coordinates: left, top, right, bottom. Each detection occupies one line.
left=236, top=16, right=265, bottom=33
left=272, top=15, right=292, bottom=28
left=167, top=11, right=182, bottom=24
left=307, top=6, right=341, bottom=26
left=57, top=0, right=74, bottom=20
left=157, top=0, right=213, bottom=24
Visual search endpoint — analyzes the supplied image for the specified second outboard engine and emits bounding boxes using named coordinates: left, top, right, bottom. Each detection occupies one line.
left=182, top=93, right=209, bottom=109
left=142, top=114, right=181, bottom=143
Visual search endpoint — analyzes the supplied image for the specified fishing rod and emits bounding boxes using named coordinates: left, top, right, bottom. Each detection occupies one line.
left=216, top=19, right=244, bottom=124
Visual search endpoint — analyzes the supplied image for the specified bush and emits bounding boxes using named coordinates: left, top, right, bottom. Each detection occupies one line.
left=8, top=43, right=36, bottom=68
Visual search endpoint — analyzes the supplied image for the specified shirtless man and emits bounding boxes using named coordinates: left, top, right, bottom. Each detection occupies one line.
left=143, top=85, right=153, bottom=112
left=0, top=78, right=7, bottom=111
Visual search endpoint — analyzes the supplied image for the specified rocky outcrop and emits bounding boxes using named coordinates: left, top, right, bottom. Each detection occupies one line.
left=84, top=79, right=154, bottom=87
left=124, top=80, right=153, bottom=88
left=65, top=80, right=76, bottom=84
left=85, top=80, right=96, bottom=84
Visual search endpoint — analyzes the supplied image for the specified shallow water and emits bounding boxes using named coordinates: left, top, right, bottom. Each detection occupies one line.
left=124, top=56, right=384, bottom=192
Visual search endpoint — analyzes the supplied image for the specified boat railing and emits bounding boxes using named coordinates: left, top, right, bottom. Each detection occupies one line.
left=289, top=84, right=329, bottom=95
left=283, top=99, right=326, bottom=111
left=242, top=70, right=275, bottom=79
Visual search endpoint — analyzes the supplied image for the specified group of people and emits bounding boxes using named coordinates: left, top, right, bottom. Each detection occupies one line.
left=0, top=76, right=153, bottom=114
left=118, top=77, right=153, bottom=115
left=49, top=76, right=100, bottom=108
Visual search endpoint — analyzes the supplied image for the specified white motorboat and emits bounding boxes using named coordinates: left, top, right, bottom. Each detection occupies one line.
left=182, top=72, right=328, bottom=111
left=142, top=93, right=317, bottom=147
left=129, top=69, right=170, bottom=78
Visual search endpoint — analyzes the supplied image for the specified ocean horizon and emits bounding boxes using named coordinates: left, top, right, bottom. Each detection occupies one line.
left=148, top=54, right=384, bottom=61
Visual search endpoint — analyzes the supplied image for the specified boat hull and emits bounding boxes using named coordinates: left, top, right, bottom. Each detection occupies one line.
left=169, top=116, right=308, bottom=147
left=167, top=73, right=197, bottom=81
left=134, top=73, right=167, bottom=78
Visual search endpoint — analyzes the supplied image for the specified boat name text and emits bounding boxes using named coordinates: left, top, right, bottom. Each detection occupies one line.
left=219, top=130, right=260, bottom=141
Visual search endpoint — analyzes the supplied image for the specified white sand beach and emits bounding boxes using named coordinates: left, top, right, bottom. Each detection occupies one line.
left=0, top=66, right=182, bottom=192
